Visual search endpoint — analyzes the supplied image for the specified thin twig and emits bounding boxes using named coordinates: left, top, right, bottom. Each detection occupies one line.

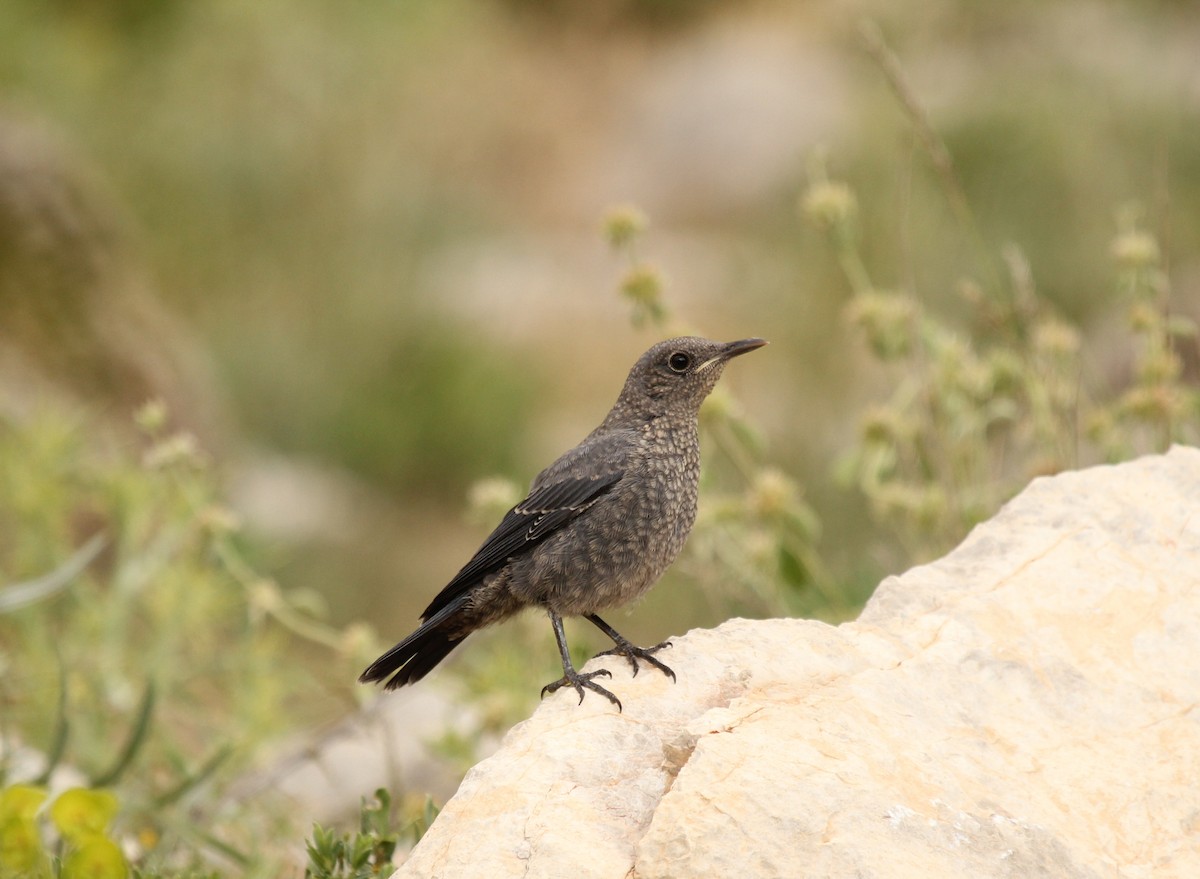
left=858, top=19, right=1001, bottom=293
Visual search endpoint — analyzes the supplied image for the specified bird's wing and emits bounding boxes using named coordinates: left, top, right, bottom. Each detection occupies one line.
left=420, top=467, right=624, bottom=621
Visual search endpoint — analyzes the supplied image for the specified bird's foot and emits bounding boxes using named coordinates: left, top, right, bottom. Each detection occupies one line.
left=594, top=638, right=676, bottom=682
left=540, top=668, right=622, bottom=711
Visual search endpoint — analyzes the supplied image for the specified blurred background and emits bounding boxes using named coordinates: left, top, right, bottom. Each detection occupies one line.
left=2, top=0, right=1199, bottom=871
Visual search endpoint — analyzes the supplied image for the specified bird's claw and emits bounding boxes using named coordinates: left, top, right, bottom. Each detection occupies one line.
left=540, top=668, right=622, bottom=711
left=594, top=639, right=676, bottom=682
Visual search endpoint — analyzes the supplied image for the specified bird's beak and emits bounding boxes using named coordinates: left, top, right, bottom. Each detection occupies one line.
left=696, top=338, right=767, bottom=372
left=721, top=338, right=768, bottom=360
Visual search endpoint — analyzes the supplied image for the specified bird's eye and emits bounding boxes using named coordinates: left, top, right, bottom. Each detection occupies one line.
left=667, top=352, right=691, bottom=373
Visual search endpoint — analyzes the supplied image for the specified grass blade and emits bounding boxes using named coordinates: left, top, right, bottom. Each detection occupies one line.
left=91, top=679, right=156, bottom=787
left=0, top=533, right=107, bottom=614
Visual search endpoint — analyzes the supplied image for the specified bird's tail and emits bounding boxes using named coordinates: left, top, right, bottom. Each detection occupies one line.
left=359, top=615, right=465, bottom=690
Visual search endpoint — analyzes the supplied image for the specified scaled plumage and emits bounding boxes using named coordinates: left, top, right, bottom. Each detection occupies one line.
left=359, top=336, right=766, bottom=709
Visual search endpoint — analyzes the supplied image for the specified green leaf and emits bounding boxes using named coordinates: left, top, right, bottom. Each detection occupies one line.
left=153, top=745, right=233, bottom=809
left=360, top=789, right=390, bottom=836
left=778, top=545, right=810, bottom=591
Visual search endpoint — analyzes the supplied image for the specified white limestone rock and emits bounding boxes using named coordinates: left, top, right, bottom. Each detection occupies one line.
left=392, top=447, right=1200, bottom=878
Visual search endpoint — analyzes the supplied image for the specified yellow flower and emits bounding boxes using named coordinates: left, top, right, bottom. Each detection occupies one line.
left=801, top=181, right=857, bottom=229
left=1111, top=230, right=1159, bottom=269
left=0, top=786, right=46, bottom=822
left=602, top=205, right=648, bottom=249
left=61, top=836, right=129, bottom=879
left=49, top=788, right=119, bottom=845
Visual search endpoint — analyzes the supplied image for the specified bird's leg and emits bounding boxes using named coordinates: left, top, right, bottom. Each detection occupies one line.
left=540, top=610, right=622, bottom=711
left=586, top=614, right=676, bottom=682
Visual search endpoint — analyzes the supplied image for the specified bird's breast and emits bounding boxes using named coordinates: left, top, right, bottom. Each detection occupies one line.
left=516, top=425, right=701, bottom=616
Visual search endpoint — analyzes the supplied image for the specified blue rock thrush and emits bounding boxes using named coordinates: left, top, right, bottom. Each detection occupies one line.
left=359, top=336, right=767, bottom=709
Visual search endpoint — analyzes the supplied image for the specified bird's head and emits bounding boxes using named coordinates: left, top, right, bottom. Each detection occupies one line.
left=612, top=336, right=767, bottom=420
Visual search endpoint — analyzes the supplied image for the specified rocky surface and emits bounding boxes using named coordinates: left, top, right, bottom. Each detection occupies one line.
left=391, top=447, right=1200, bottom=878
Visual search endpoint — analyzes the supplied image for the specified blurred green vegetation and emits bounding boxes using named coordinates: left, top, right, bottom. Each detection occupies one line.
left=0, top=407, right=376, bottom=875
left=304, top=788, right=426, bottom=879
left=2, top=0, right=1199, bottom=874
left=2, top=0, right=539, bottom=501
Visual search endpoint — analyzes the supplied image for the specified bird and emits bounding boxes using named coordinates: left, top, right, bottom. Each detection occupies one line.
left=359, top=336, right=767, bottom=710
